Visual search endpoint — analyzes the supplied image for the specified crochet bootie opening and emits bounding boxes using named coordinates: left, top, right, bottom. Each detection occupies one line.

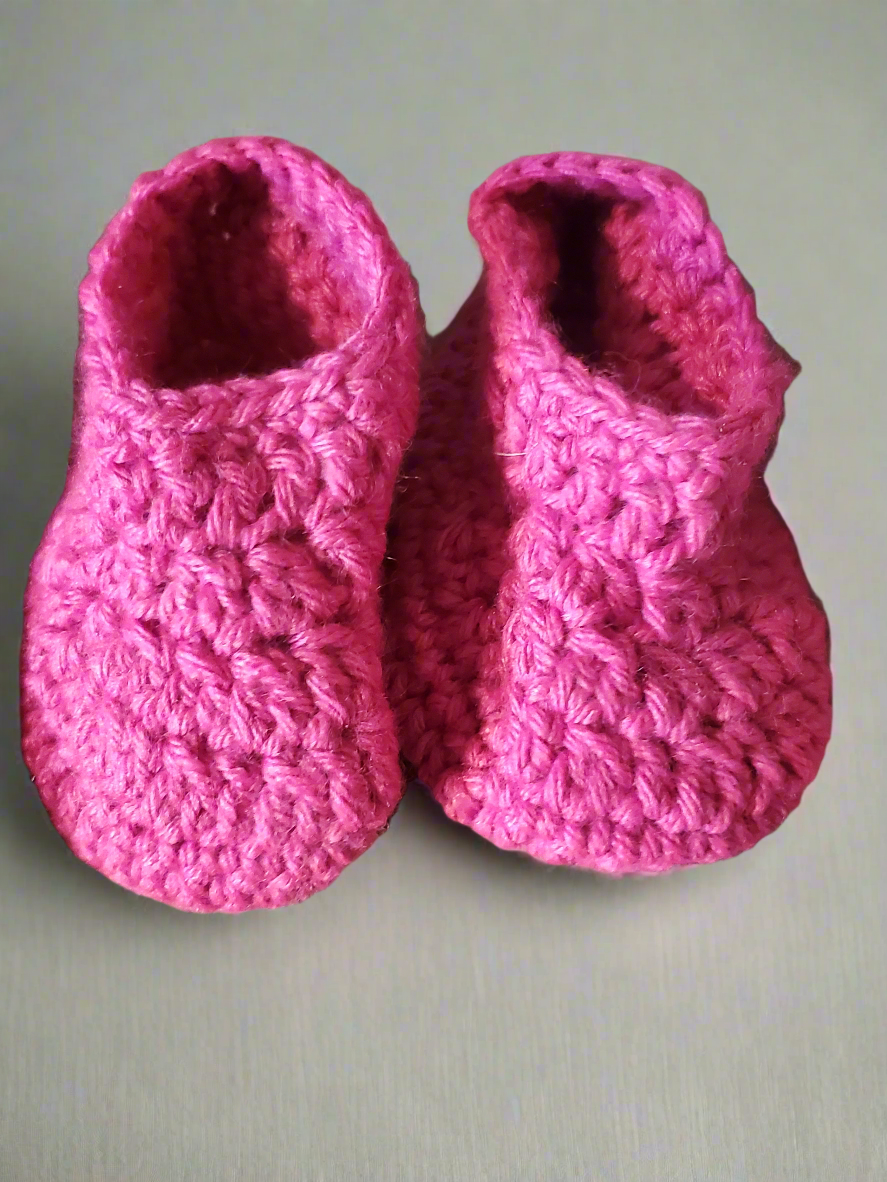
left=488, top=182, right=741, bottom=417
left=96, top=158, right=367, bottom=390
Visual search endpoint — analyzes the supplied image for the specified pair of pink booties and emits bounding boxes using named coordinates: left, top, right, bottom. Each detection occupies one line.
left=21, top=138, right=832, bottom=912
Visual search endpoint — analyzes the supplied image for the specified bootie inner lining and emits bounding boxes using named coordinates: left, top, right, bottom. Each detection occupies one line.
left=98, top=158, right=369, bottom=389
left=493, top=182, right=743, bottom=416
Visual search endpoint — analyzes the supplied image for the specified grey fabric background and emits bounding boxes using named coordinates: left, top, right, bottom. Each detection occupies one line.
left=1, top=3, right=884, bottom=1179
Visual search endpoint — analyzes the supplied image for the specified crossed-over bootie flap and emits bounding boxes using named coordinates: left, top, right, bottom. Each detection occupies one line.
left=387, top=152, right=831, bottom=873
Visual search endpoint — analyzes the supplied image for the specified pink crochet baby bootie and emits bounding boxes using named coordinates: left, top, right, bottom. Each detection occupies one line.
left=387, top=153, right=831, bottom=873
left=21, top=138, right=421, bottom=910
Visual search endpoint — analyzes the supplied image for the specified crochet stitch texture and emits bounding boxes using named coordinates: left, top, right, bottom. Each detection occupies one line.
left=386, top=152, right=832, bottom=872
left=21, top=138, right=421, bottom=911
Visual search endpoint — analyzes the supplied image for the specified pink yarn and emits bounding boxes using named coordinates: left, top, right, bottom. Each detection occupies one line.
left=386, top=152, right=832, bottom=872
left=20, top=138, right=421, bottom=911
